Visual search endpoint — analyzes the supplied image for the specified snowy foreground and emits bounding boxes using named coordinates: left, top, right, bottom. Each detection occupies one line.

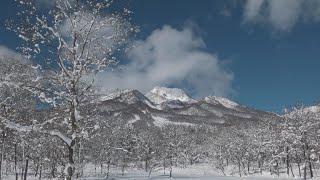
left=81, top=176, right=295, bottom=180
left=80, top=164, right=299, bottom=180
left=4, top=164, right=301, bottom=180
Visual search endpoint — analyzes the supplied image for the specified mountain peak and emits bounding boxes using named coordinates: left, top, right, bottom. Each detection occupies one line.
left=204, top=96, right=239, bottom=109
left=146, top=86, right=195, bottom=104
left=100, top=89, right=153, bottom=105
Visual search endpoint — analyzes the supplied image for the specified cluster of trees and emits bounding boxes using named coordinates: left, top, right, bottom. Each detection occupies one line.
left=0, top=102, right=213, bottom=179
left=210, top=110, right=320, bottom=179
left=86, top=123, right=212, bottom=178
left=1, top=99, right=319, bottom=180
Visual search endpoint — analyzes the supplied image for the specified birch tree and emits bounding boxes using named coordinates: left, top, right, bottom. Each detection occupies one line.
left=7, top=0, right=135, bottom=179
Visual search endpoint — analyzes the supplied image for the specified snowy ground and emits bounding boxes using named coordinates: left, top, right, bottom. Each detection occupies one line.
left=3, top=163, right=307, bottom=180
left=81, top=176, right=296, bottom=180
left=79, top=164, right=299, bottom=180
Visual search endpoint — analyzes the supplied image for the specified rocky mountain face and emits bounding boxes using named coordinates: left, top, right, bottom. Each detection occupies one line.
left=97, top=87, right=280, bottom=128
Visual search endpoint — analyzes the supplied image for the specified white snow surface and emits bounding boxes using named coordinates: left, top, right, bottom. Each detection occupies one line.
left=152, top=115, right=194, bottom=127
left=5, top=121, right=72, bottom=146
left=146, top=86, right=196, bottom=104
left=127, top=114, right=141, bottom=125
left=3, top=163, right=301, bottom=180
left=204, top=96, right=239, bottom=109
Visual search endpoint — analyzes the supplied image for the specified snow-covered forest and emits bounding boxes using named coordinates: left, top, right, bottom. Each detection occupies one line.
left=0, top=0, right=320, bottom=180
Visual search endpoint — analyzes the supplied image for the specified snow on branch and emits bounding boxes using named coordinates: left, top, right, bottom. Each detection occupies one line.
left=2, top=117, right=72, bottom=146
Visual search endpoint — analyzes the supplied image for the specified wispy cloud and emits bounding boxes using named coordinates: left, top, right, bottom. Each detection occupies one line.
left=0, top=46, right=22, bottom=60
left=97, top=25, right=234, bottom=98
left=243, top=0, right=320, bottom=32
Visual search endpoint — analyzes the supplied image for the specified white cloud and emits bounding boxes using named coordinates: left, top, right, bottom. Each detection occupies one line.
left=0, top=46, right=23, bottom=60
left=0, top=46, right=32, bottom=67
left=243, top=0, right=320, bottom=31
left=243, top=0, right=264, bottom=22
left=97, top=25, right=234, bottom=98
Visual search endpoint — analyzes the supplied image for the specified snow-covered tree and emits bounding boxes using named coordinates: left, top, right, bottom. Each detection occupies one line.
left=7, top=0, right=135, bottom=179
left=0, top=56, right=38, bottom=180
left=282, top=106, right=320, bottom=179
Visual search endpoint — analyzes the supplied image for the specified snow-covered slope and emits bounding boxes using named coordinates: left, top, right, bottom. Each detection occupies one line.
left=100, top=89, right=156, bottom=108
left=98, top=87, right=279, bottom=128
left=204, top=96, right=239, bottom=109
left=146, top=86, right=196, bottom=104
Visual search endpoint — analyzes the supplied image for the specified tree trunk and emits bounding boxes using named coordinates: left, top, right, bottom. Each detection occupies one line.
left=258, top=160, right=262, bottom=174
left=14, top=144, right=18, bottom=180
left=145, top=158, right=148, bottom=172
left=290, top=164, right=295, bottom=177
left=23, top=159, right=28, bottom=180
left=39, top=165, right=42, bottom=180
left=303, top=144, right=307, bottom=180
left=148, top=166, right=154, bottom=178
left=297, top=161, right=301, bottom=177
left=78, top=141, right=83, bottom=178
left=21, top=168, right=24, bottom=180
left=121, top=157, right=125, bottom=176
left=309, top=161, right=313, bottom=178
left=163, top=158, right=166, bottom=175
left=303, top=163, right=306, bottom=180
left=34, top=163, right=39, bottom=177
left=67, top=143, right=75, bottom=180
left=67, top=93, right=77, bottom=180
left=51, top=164, right=56, bottom=178
left=242, top=162, right=247, bottom=175
left=286, top=146, right=289, bottom=176
left=106, top=161, right=110, bottom=179
left=307, top=151, right=313, bottom=178
left=276, top=161, right=279, bottom=177
left=0, top=158, right=2, bottom=180
left=0, top=131, right=5, bottom=180
left=169, top=157, right=173, bottom=178
left=238, top=160, right=241, bottom=177
left=121, top=164, right=125, bottom=176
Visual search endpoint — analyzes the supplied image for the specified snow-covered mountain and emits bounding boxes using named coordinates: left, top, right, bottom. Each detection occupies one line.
left=98, top=87, right=279, bottom=128
left=146, top=86, right=196, bottom=104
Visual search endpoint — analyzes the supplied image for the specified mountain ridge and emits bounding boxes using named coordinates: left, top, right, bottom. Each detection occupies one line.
left=98, top=87, right=280, bottom=128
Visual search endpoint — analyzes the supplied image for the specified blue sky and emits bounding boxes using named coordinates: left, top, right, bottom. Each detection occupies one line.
left=1, top=0, right=320, bottom=113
